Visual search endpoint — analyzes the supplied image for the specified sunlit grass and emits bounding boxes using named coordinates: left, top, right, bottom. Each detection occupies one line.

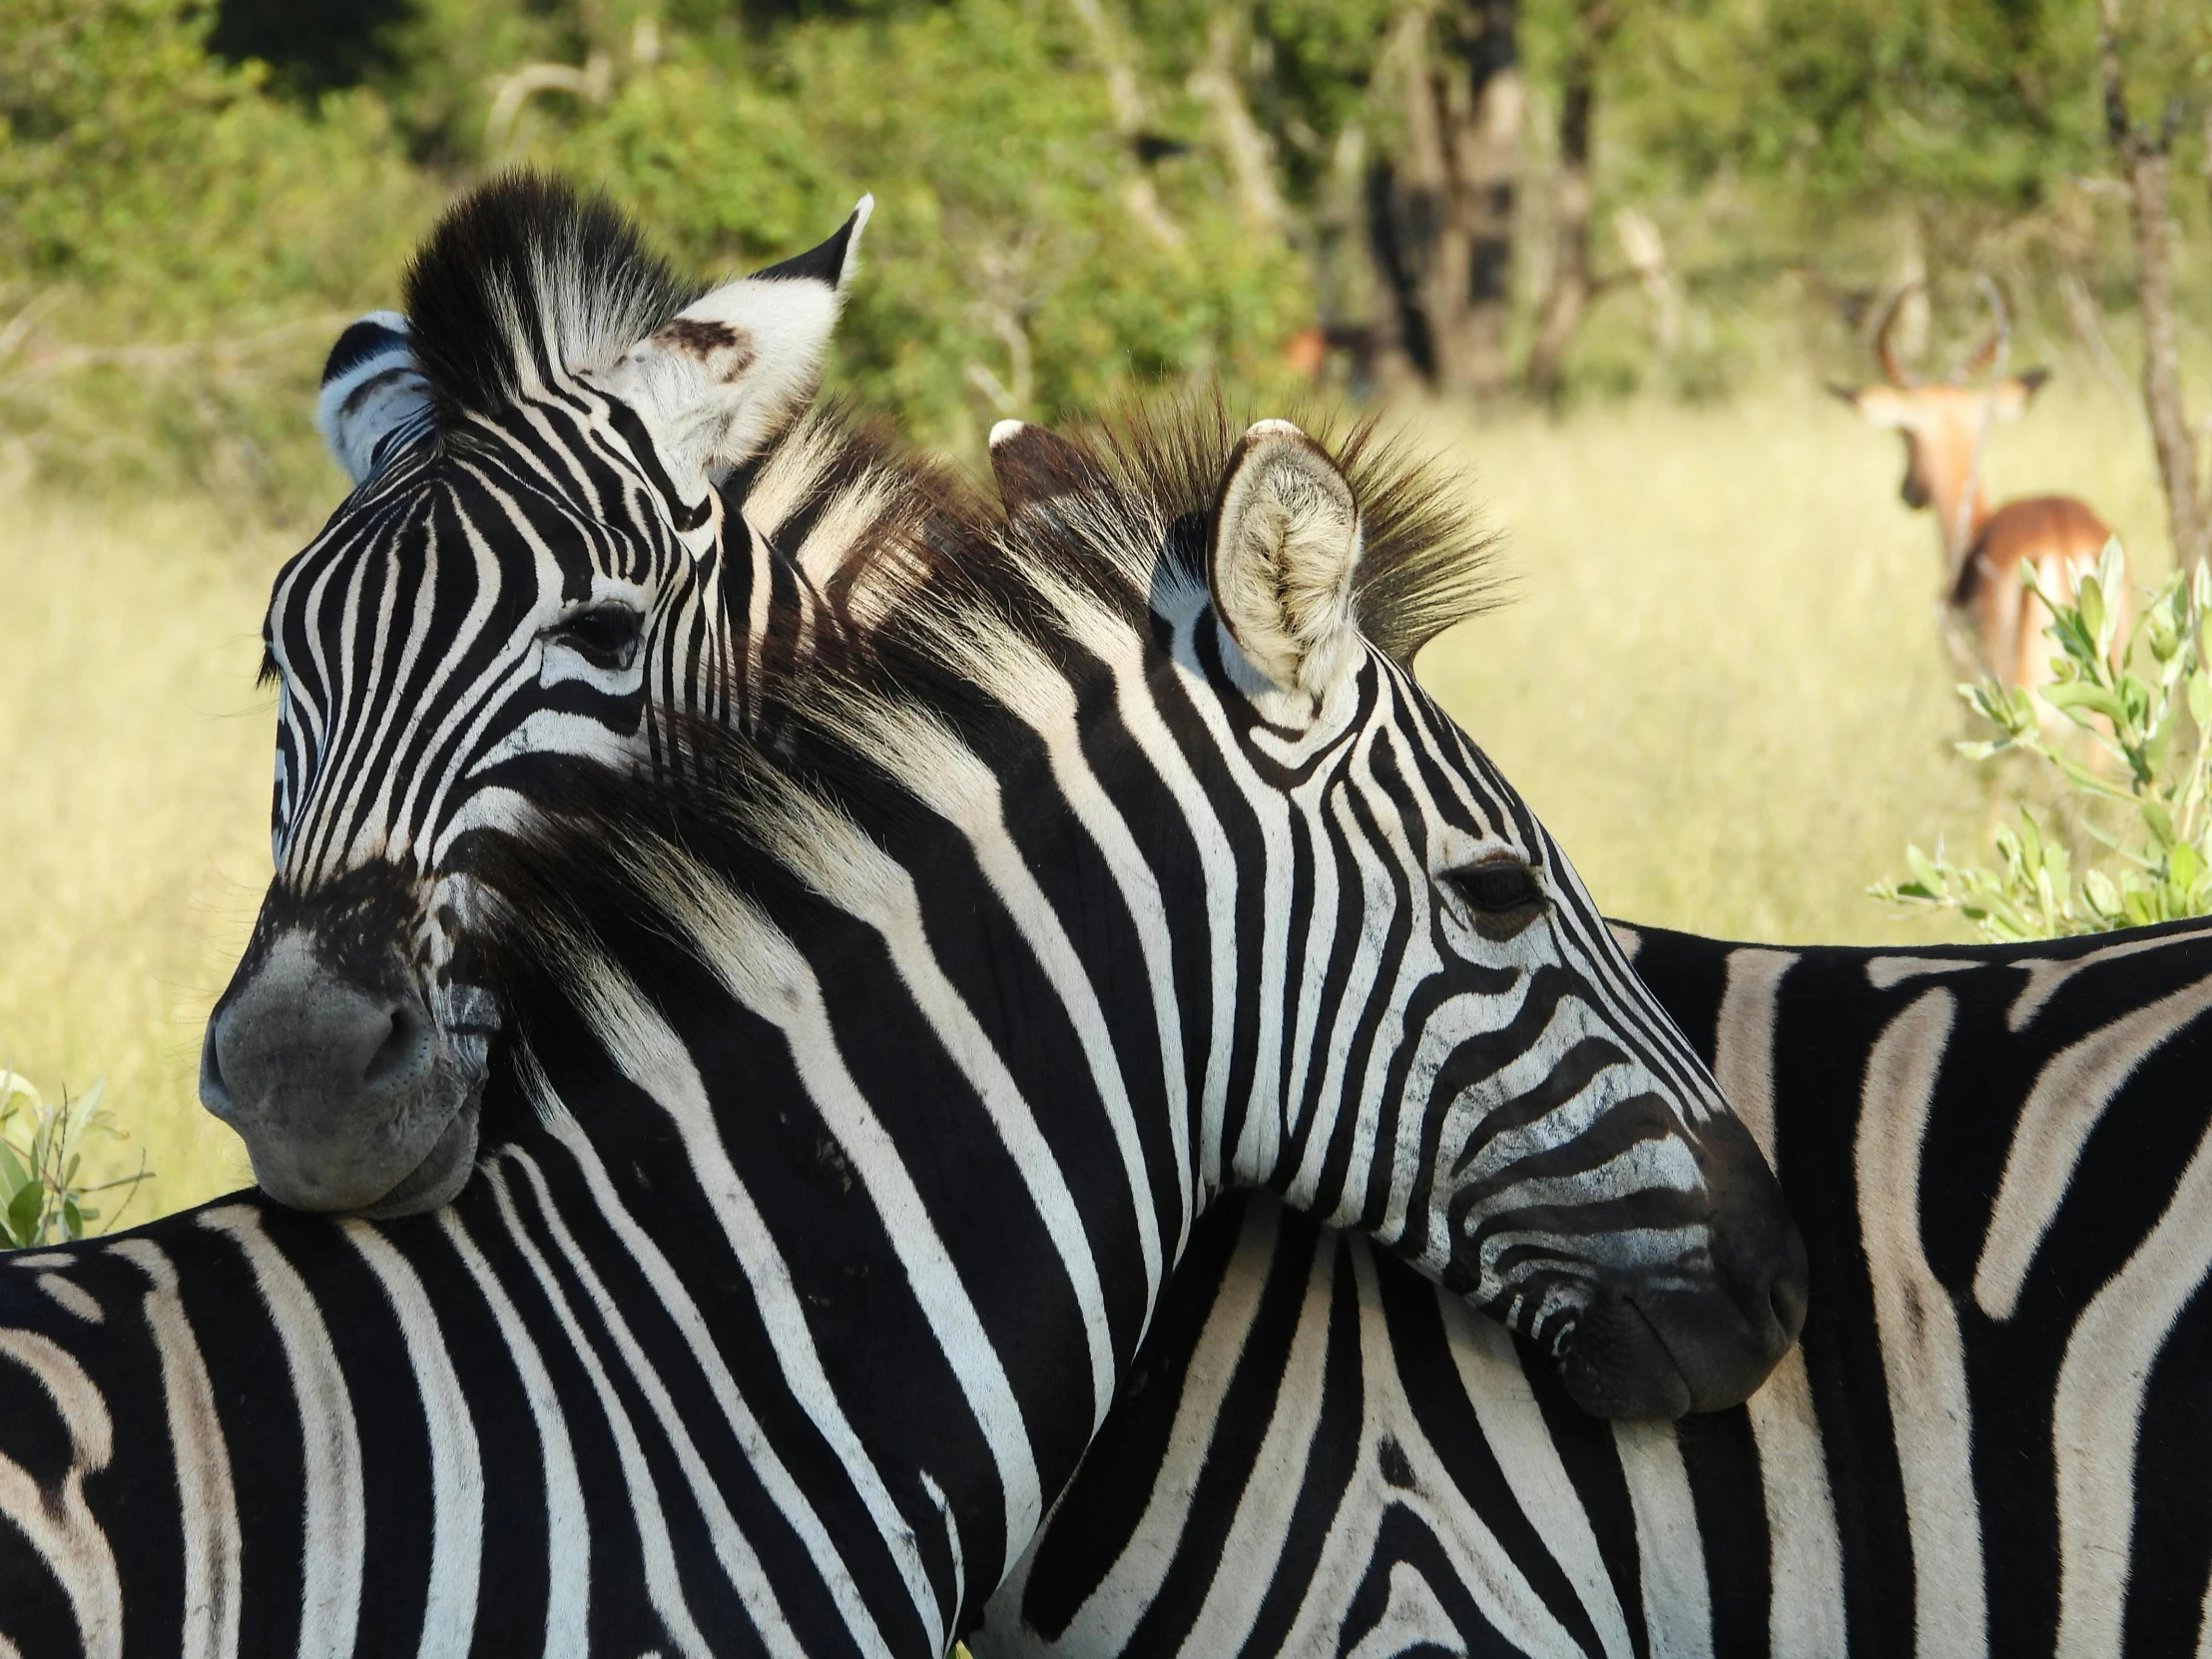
left=0, top=364, right=2172, bottom=1221
left=0, top=489, right=279, bottom=1217
left=1414, top=366, right=2171, bottom=943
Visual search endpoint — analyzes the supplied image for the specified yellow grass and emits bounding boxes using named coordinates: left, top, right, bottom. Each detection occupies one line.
left=1414, top=366, right=2172, bottom=943
left=0, top=367, right=2174, bottom=1220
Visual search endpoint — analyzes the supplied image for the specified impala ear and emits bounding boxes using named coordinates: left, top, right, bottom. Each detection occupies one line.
left=1991, top=368, right=2049, bottom=418
left=590, top=197, right=871, bottom=495
left=316, top=311, right=434, bottom=485
left=1207, top=419, right=1364, bottom=695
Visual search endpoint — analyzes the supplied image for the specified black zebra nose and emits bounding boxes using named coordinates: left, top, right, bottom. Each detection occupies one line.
left=201, top=929, right=480, bottom=1216
left=1559, top=1114, right=1809, bottom=1419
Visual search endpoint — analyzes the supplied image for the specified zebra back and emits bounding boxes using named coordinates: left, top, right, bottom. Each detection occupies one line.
left=976, top=915, right=2212, bottom=1658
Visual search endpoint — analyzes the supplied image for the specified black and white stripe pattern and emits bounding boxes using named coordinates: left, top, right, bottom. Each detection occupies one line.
left=976, top=917, right=2212, bottom=1658
left=5, top=181, right=1801, bottom=1655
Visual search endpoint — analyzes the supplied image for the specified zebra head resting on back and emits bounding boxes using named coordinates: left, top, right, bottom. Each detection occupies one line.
left=199, top=175, right=884, bottom=1220
left=204, top=174, right=1806, bottom=1430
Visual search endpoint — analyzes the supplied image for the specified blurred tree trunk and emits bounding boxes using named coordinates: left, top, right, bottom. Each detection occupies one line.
left=1525, top=0, right=1618, bottom=401
left=1366, top=0, right=1520, bottom=396
left=2099, top=0, right=2208, bottom=570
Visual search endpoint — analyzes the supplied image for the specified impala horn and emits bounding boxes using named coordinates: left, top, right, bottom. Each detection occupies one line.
left=1957, top=275, right=2011, bottom=386
left=1869, top=280, right=1921, bottom=388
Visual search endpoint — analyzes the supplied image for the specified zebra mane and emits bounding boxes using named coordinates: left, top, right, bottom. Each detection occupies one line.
left=977, top=399, right=1508, bottom=667
left=403, top=172, right=707, bottom=428
left=476, top=397, right=1505, bottom=1033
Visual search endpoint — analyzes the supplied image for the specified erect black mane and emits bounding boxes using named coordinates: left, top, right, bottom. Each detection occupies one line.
left=402, top=172, right=707, bottom=429
left=971, top=398, right=1509, bottom=668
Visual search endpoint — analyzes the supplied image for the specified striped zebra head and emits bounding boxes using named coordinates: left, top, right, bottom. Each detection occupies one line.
left=966, top=414, right=1807, bottom=1416
left=201, top=176, right=873, bottom=1219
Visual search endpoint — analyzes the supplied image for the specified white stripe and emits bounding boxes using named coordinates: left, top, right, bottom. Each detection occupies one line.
left=820, top=700, right=1166, bottom=1319
left=1862, top=955, right=1983, bottom=989
left=479, top=1164, right=717, bottom=1659
left=2050, top=1113, right=2212, bottom=1658
left=631, top=873, right=1042, bottom=1580
left=200, top=1207, right=364, bottom=1659
left=731, top=778, right=1118, bottom=1430
left=503, top=1149, right=812, bottom=1657
left=1712, top=949, right=1846, bottom=1659
left=535, top=1108, right=896, bottom=1652
left=0, top=1329, right=122, bottom=1659
left=344, top=1224, right=485, bottom=1659
left=36, top=1274, right=102, bottom=1323
left=1447, top=1304, right=1635, bottom=1659
left=1027, top=1197, right=1282, bottom=1656
left=1854, top=992, right=1984, bottom=1658
left=438, top=1209, right=590, bottom=1659
left=111, top=1239, right=242, bottom=1659
left=1974, top=974, right=2212, bottom=1320
left=1611, top=1420, right=1713, bottom=1659
left=1034, top=569, right=1237, bottom=1210
left=2007, top=929, right=2202, bottom=1029
left=1185, top=1226, right=1341, bottom=1658
left=546, top=969, right=940, bottom=1635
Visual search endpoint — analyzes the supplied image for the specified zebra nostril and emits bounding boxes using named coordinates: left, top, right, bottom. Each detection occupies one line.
left=198, top=1019, right=238, bottom=1122
left=363, top=997, right=433, bottom=1090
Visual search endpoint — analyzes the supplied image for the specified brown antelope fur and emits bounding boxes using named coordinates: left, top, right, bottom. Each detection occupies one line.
left=1836, top=283, right=2116, bottom=689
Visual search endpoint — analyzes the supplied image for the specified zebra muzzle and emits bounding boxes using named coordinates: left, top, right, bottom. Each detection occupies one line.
left=1555, top=1116, right=1809, bottom=1418
left=200, top=929, right=484, bottom=1216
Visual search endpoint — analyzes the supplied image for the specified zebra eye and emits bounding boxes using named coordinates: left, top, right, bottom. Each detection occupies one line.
left=1444, top=858, right=1546, bottom=940
left=546, top=605, right=642, bottom=672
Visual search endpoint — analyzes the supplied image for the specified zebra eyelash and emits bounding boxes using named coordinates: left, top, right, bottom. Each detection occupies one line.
left=258, top=647, right=279, bottom=689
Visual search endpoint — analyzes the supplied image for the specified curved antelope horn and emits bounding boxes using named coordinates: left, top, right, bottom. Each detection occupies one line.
left=1869, top=281, right=1921, bottom=386
left=1957, top=275, right=2011, bottom=384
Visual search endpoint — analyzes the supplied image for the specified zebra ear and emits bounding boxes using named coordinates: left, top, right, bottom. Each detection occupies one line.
left=316, top=312, right=433, bottom=485
left=592, top=197, right=871, bottom=496
left=1206, top=419, right=1364, bottom=696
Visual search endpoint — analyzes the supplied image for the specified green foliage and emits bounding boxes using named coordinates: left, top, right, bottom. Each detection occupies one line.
left=1874, top=543, right=2212, bottom=940
left=533, top=0, right=1306, bottom=451
left=0, top=1070, right=149, bottom=1249
left=0, top=0, right=436, bottom=515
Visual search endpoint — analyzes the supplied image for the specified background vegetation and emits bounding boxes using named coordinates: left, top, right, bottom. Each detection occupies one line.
left=2, top=0, right=2209, bottom=1216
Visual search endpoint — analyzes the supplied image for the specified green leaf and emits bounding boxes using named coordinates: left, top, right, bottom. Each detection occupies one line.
left=7, top=1182, right=47, bottom=1249
left=2076, top=576, right=2107, bottom=659
left=2190, top=671, right=2212, bottom=732
left=2084, top=868, right=2123, bottom=916
left=2040, top=681, right=2127, bottom=723
left=2171, top=840, right=2203, bottom=889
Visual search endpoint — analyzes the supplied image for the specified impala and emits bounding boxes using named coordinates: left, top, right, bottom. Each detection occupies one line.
left=1836, top=281, right=2114, bottom=688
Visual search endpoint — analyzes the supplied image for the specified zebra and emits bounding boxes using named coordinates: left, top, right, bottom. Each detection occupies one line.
left=969, top=914, right=2212, bottom=1659
left=0, top=176, right=1803, bottom=1656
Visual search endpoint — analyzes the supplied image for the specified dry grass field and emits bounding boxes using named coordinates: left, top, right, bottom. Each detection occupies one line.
left=0, top=366, right=2174, bottom=1219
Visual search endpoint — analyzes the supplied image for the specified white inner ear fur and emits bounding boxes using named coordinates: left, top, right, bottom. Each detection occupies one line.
left=588, top=197, right=871, bottom=501
left=1208, top=418, right=1365, bottom=697
left=589, top=276, right=841, bottom=495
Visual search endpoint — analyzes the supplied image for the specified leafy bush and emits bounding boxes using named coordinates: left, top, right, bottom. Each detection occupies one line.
left=0, top=0, right=435, bottom=516
left=538, top=0, right=1308, bottom=453
left=0, top=1069, right=149, bottom=1248
left=1874, top=543, right=2212, bottom=940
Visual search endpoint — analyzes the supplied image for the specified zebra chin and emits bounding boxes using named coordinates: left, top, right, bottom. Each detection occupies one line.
left=199, top=924, right=493, bottom=1218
